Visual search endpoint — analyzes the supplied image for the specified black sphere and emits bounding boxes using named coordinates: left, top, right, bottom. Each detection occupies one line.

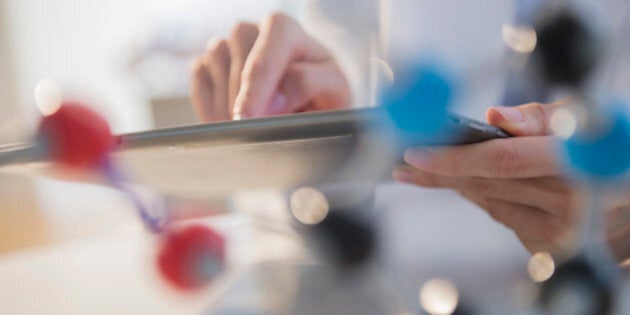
left=304, top=210, right=376, bottom=268
left=533, top=10, right=601, bottom=87
left=538, top=256, right=614, bottom=315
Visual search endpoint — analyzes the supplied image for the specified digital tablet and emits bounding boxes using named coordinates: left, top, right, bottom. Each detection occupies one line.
left=0, top=107, right=510, bottom=201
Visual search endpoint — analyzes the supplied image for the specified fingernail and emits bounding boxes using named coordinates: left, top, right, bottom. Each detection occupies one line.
left=392, top=168, right=413, bottom=183
left=404, top=148, right=432, bottom=169
left=266, top=93, right=288, bottom=115
left=233, top=112, right=247, bottom=120
left=492, top=106, right=524, bottom=123
left=232, top=103, right=246, bottom=120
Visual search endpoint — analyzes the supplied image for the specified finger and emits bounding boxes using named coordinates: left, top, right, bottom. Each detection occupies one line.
left=226, top=22, right=259, bottom=116
left=189, top=56, right=215, bottom=122
left=458, top=191, right=567, bottom=243
left=269, top=62, right=350, bottom=114
left=393, top=166, right=575, bottom=218
left=234, top=12, right=331, bottom=119
left=404, top=136, right=560, bottom=178
left=461, top=190, right=580, bottom=255
left=486, top=99, right=569, bottom=136
left=517, top=237, right=557, bottom=256
left=202, top=38, right=231, bottom=121
left=606, top=205, right=630, bottom=262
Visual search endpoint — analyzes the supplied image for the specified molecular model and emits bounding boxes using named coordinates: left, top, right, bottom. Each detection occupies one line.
left=36, top=101, right=225, bottom=291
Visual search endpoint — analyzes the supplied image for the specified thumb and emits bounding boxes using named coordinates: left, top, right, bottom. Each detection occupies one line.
left=265, top=62, right=350, bottom=115
left=486, top=100, right=567, bottom=136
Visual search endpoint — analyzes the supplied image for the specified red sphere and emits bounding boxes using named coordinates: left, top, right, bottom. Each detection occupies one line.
left=38, top=102, right=114, bottom=168
left=158, top=225, right=225, bottom=290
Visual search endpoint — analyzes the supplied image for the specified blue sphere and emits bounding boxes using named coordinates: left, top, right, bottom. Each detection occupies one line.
left=562, top=103, right=630, bottom=179
left=381, top=64, right=454, bottom=146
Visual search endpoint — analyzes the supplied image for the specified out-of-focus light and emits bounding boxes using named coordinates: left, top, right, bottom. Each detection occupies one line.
left=502, top=24, right=537, bottom=53
left=528, top=252, right=555, bottom=283
left=551, top=107, right=579, bottom=139
left=289, top=187, right=329, bottom=225
left=419, top=278, right=459, bottom=315
left=34, top=78, right=62, bottom=116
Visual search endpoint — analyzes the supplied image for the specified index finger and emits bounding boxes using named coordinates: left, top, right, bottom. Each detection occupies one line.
left=234, top=13, right=329, bottom=119
left=404, top=136, right=562, bottom=179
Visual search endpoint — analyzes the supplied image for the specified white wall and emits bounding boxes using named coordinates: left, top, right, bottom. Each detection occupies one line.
left=1, top=0, right=299, bottom=135
left=0, top=1, right=23, bottom=142
left=2, top=0, right=154, bottom=133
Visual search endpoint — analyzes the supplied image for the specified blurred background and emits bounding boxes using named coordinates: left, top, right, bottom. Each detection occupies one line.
left=0, top=0, right=305, bottom=236
left=0, top=2, right=308, bottom=312
left=0, top=0, right=628, bottom=314
left=0, top=0, right=307, bottom=143
left=0, top=0, right=303, bottom=251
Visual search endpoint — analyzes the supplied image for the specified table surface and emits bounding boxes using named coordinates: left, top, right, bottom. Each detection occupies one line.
left=0, top=174, right=627, bottom=315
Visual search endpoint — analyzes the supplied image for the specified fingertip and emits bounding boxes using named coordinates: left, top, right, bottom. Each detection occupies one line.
left=487, top=106, right=525, bottom=124
left=232, top=96, right=246, bottom=119
left=392, top=167, right=413, bottom=184
left=486, top=107, right=504, bottom=125
left=233, top=89, right=258, bottom=119
left=403, top=148, right=432, bottom=170
left=486, top=106, right=533, bottom=136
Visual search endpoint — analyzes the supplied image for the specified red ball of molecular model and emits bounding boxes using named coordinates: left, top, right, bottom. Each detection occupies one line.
left=36, top=101, right=225, bottom=291
left=37, top=101, right=114, bottom=168
left=158, top=225, right=226, bottom=290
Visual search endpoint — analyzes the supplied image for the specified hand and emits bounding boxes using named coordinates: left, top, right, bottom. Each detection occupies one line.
left=393, top=100, right=586, bottom=257
left=190, top=12, right=351, bottom=122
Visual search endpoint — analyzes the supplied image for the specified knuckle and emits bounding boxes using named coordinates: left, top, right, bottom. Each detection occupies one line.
left=542, top=219, right=564, bottom=243
left=555, top=196, right=575, bottom=219
left=442, top=149, right=464, bottom=176
left=530, top=103, right=550, bottom=135
left=491, top=144, right=527, bottom=177
left=212, top=39, right=229, bottom=55
left=284, top=64, right=307, bottom=85
left=417, top=172, right=438, bottom=187
left=204, top=40, right=229, bottom=63
left=189, top=57, right=206, bottom=77
left=205, top=37, right=225, bottom=51
left=262, top=12, right=299, bottom=41
left=244, top=58, right=270, bottom=79
left=230, top=21, right=257, bottom=38
left=485, top=199, right=505, bottom=222
left=467, top=178, right=492, bottom=195
left=201, top=50, right=213, bottom=66
left=544, top=188, right=578, bottom=220
left=264, top=12, right=293, bottom=29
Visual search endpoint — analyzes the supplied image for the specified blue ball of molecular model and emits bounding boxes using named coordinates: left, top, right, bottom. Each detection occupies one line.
left=381, top=64, right=455, bottom=146
left=561, top=100, right=630, bottom=180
